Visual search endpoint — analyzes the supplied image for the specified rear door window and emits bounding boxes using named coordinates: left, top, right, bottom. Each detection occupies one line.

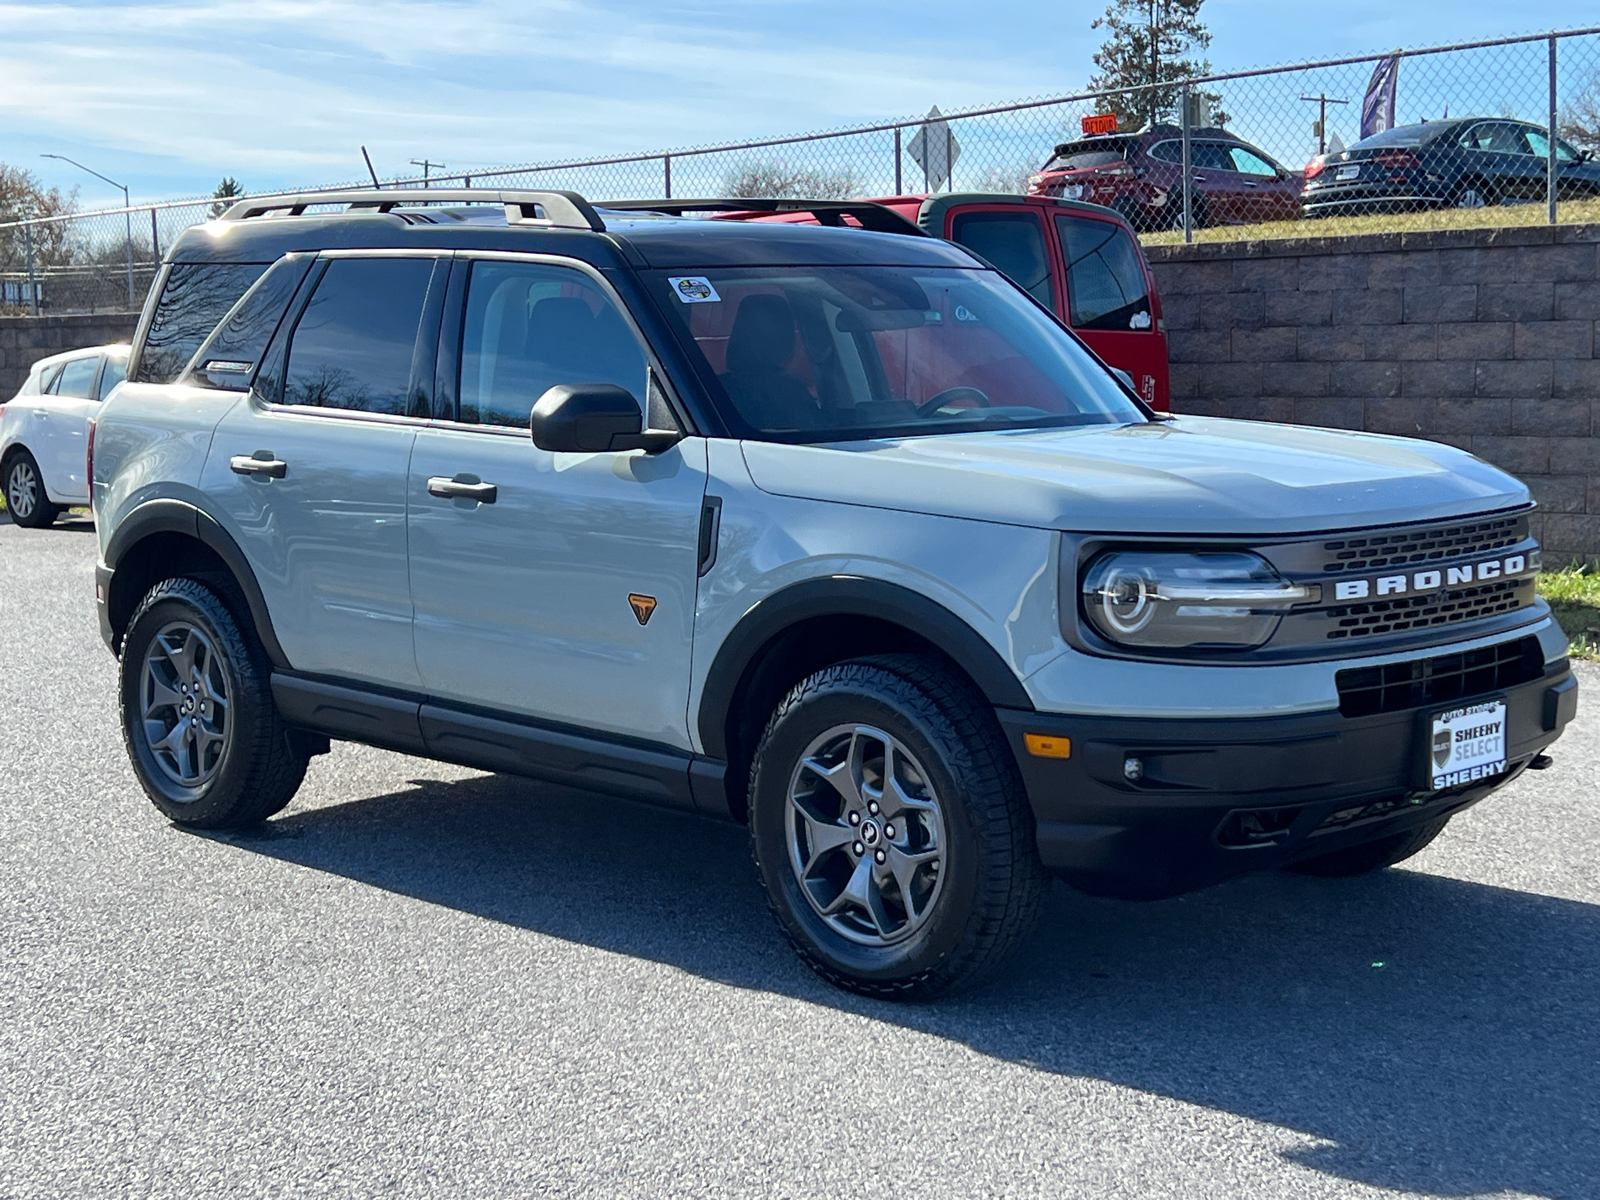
left=54, top=356, right=102, bottom=399
left=281, top=258, right=434, bottom=415
left=133, top=262, right=271, bottom=384
left=948, top=210, right=1056, bottom=310
left=1055, top=214, right=1152, bottom=332
left=457, top=260, right=647, bottom=429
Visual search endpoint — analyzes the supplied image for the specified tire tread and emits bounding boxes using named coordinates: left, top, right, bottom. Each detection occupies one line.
left=120, top=577, right=305, bottom=828
left=750, top=653, right=1048, bottom=1000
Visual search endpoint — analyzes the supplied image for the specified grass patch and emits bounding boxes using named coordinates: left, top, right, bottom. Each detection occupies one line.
left=1539, top=564, right=1600, bottom=661
left=1140, top=196, right=1600, bottom=247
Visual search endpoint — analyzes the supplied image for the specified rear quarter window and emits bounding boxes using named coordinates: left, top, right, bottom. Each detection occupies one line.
left=133, top=262, right=271, bottom=384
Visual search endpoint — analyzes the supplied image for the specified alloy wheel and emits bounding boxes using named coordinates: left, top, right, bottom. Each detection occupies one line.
left=6, top=461, right=37, bottom=520
left=140, top=620, right=233, bottom=790
left=785, top=723, right=948, bottom=946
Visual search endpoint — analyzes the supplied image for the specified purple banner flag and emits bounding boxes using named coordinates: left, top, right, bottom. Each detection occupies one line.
left=1360, top=55, right=1400, bottom=140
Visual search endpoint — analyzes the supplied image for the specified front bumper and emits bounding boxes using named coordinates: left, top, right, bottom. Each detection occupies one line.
left=998, top=658, right=1576, bottom=899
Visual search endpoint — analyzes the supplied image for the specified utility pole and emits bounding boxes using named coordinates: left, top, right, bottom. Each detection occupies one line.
left=410, top=158, right=445, bottom=187
left=1299, top=93, right=1350, bottom=156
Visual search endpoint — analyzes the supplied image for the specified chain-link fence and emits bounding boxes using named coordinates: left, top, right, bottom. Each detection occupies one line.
left=5, top=26, right=1600, bottom=317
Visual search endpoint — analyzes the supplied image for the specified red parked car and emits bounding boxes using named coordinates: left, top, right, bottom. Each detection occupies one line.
left=1028, top=125, right=1303, bottom=232
left=614, top=193, right=1170, bottom=410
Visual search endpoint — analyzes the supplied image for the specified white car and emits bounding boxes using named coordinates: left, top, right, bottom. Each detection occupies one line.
left=1, top=343, right=129, bottom=527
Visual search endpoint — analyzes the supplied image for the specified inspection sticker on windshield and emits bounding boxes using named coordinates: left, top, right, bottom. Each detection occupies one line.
left=668, top=276, right=720, bottom=303
left=1428, top=699, right=1506, bottom=790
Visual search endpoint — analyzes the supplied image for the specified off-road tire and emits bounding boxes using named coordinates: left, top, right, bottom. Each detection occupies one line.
left=120, top=577, right=307, bottom=828
left=4, top=450, right=58, bottom=528
left=749, top=654, right=1049, bottom=1000
left=1288, top=816, right=1451, bottom=877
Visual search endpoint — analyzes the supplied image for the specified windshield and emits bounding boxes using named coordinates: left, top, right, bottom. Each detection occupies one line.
left=644, top=265, right=1146, bottom=442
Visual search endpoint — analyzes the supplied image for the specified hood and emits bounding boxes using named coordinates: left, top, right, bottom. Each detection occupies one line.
left=740, top=416, right=1529, bottom=536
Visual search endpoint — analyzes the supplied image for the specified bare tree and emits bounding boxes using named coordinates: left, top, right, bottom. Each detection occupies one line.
left=1559, top=73, right=1600, bottom=154
left=720, top=159, right=862, bottom=199
left=0, top=165, right=79, bottom=313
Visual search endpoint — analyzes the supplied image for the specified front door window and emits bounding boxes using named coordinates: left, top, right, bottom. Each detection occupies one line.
left=458, top=260, right=648, bottom=428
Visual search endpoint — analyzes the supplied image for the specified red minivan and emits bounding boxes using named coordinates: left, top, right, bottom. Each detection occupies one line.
left=625, top=193, right=1172, bottom=411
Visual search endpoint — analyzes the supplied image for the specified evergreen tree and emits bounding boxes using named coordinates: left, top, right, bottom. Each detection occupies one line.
left=1087, top=0, right=1213, bottom=131
left=209, top=177, right=244, bottom=218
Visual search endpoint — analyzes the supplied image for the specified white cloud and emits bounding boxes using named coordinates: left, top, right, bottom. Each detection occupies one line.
left=0, top=0, right=1058, bottom=194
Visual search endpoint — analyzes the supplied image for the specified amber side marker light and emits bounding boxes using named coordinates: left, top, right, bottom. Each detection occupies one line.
left=1024, top=734, right=1072, bottom=759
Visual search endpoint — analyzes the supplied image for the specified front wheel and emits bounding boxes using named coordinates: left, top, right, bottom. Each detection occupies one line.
left=120, top=577, right=308, bottom=828
left=749, top=655, right=1048, bottom=999
left=4, top=451, right=58, bottom=528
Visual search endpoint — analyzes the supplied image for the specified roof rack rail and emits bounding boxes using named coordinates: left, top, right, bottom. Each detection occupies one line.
left=603, top=198, right=926, bottom=237
left=217, top=189, right=606, bottom=232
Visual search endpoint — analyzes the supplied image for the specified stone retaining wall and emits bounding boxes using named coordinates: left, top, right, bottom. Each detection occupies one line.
left=1146, top=224, right=1600, bottom=564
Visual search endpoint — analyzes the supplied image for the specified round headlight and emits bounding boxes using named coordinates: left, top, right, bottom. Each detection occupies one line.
left=1081, top=551, right=1314, bottom=650
left=1096, top=562, right=1159, bottom=635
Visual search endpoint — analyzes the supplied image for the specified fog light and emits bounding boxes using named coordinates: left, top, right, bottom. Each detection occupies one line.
left=1123, top=756, right=1143, bottom=781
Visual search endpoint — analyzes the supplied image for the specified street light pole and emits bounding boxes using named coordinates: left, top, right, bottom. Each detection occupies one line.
left=42, top=153, right=135, bottom=309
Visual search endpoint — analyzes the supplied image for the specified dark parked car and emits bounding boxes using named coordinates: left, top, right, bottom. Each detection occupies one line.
left=1301, top=118, right=1600, bottom=216
left=1027, top=125, right=1303, bottom=231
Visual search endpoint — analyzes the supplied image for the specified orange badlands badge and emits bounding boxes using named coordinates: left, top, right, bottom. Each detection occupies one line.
left=628, top=594, right=658, bottom=625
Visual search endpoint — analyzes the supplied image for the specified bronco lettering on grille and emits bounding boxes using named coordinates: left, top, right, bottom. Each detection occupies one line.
left=1332, top=553, right=1532, bottom=601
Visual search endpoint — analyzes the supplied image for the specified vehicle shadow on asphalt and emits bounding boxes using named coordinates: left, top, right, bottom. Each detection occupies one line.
left=215, top=770, right=1599, bottom=1200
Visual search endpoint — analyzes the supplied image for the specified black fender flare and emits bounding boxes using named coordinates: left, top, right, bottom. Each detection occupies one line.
left=104, top=498, right=289, bottom=668
left=696, top=576, right=1034, bottom=760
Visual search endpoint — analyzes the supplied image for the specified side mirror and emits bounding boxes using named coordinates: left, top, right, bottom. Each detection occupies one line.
left=529, top=384, right=681, bottom=453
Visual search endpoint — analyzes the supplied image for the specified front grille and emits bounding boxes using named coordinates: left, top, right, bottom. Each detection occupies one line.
left=1323, top=577, right=1530, bottom=641
left=1334, top=636, right=1543, bottom=718
left=1321, top=515, right=1523, bottom=575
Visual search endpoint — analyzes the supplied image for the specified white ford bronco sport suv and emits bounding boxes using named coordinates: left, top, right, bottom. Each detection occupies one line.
left=92, top=189, right=1578, bottom=998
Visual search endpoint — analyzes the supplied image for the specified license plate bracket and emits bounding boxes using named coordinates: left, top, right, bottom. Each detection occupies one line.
left=1424, top=698, right=1507, bottom=791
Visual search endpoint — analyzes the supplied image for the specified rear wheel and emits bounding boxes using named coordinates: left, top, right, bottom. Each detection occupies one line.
left=120, top=577, right=307, bottom=828
left=749, top=654, right=1048, bottom=1000
left=1452, top=180, right=1495, bottom=209
left=4, top=451, right=58, bottom=528
left=1287, top=816, right=1450, bottom=877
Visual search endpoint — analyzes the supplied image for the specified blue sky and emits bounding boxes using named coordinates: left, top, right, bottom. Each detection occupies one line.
left=1, top=0, right=1593, bottom=206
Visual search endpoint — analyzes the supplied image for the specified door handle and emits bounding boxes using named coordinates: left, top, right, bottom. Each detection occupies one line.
left=230, top=453, right=288, bottom=479
left=427, top=475, right=498, bottom=504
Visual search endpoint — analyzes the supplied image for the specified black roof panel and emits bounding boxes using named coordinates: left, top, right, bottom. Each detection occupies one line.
left=167, top=208, right=978, bottom=271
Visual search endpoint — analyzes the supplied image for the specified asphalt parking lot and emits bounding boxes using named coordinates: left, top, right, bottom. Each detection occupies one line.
left=1, top=513, right=1596, bottom=1200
